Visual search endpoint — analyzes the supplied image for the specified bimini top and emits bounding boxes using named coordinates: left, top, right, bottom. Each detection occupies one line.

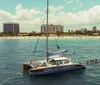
left=49, top=55, right=67, bottom=61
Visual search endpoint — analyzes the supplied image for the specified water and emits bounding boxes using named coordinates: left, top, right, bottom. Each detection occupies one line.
left=0, top=39, right=100, bottom=85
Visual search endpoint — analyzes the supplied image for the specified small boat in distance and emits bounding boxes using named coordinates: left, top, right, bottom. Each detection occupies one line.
left=23, top=0, right=86, bottom=76
left=87, top=59, right=100, bottom=64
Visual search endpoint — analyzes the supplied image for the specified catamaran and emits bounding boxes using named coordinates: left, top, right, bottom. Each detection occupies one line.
left=23, top=0, right=86, bottom=76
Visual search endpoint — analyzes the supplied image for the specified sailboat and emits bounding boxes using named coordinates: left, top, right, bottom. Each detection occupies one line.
left=23, top=0, right=86, bottom=76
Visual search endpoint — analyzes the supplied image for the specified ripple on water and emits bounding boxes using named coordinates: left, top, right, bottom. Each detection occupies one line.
left=0, top=39, right=100, bottom=85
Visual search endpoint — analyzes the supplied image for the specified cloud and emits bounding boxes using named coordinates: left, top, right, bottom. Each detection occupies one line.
left=0, top=4, right=43, bottom=21
left=90, top=0, right=93, bottom=4
left=48, top=6, right=64, bottom=21
left=49, top=6, right=64, bottom=12
left=73, top=8, right=76, bottom=11
left=49, top=5, right=100, bottom=30
left=76, top=0, right=80, bottom=3
left=15, top=4, right=43, bottom=20
left=0, top=4, right=44, bottom=32
left=64, top=0, right=74, bottom=4
left=0, top=11, right=13, bottom=20
left=0, top=4, right=64, bottom=32
left=0, top=4, right=100, bottom=32
left=44, top=6, right=64, bottom=14
left=65, top=0, right=81, bottom=4
left=79, top=2, right=83, bottom=8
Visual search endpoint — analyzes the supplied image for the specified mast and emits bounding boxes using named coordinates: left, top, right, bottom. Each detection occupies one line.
left=46, top=0, right=49, bottom=62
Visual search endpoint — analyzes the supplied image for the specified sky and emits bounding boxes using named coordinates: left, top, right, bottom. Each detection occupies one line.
left=0, top=0, right=100, bottom=32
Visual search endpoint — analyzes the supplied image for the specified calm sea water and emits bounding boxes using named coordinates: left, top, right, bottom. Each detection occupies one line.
left=0, top=39, right=100, bottom=85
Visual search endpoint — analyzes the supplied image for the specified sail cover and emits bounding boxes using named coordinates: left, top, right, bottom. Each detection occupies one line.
left=48, top=49, right=67, bottom=56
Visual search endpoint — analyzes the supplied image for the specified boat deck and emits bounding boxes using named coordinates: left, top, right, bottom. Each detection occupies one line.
left=28, top=62, right=79, bottom=70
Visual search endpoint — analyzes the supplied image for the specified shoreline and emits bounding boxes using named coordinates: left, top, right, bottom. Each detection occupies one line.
left=0, top=36, right=100, bottom=40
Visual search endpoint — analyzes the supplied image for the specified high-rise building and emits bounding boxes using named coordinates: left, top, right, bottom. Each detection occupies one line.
left=41, top=24, right=64, bottom=33
left=81, top=28, right=87, bottom=33
left=92, top=26, right=97, bottom=32
left=68, top=30, right=70, bottom=33
left=3, top=22, right=19, bottom=35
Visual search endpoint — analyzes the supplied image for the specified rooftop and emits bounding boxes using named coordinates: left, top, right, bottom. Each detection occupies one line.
left=49, top=55, right=67, bottom=61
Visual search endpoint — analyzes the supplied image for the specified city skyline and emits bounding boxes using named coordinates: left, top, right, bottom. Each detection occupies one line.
left=0, top=0, right=100, bottom=32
